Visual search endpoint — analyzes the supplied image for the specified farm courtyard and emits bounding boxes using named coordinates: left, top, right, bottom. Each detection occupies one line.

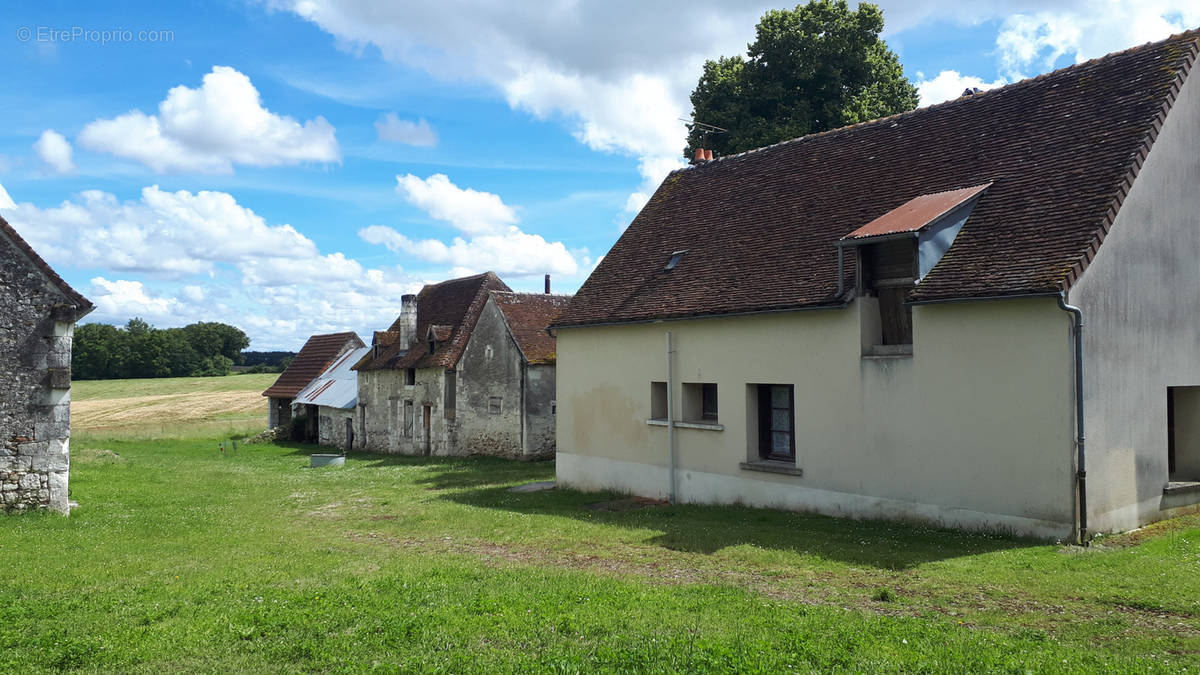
left=1, top=375, right=1198, bottom=672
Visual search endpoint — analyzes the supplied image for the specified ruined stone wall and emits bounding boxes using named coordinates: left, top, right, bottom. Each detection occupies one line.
left=317, top=405, right=355, bottom=451
left=357, top=367, right=457, bottom=455
left=456, top=300, right=524, bottom=457
left=0, top=234, right=73, bottom=514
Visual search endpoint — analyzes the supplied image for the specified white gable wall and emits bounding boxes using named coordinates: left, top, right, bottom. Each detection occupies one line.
left=1068, top=62, right=1200, bottom=533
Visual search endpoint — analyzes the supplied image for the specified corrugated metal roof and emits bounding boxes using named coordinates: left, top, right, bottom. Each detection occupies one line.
left=840, top=183, right=991, bottom=242
left=294, top=346, right=371, bottom=409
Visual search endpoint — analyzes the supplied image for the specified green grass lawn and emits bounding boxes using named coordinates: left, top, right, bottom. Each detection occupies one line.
left=3, top=427, right=1200, bottom=672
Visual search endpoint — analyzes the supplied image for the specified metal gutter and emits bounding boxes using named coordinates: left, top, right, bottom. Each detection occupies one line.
left=554, top=301, right=849, bottom=331
left=906, top=291, right=1062, bottom=306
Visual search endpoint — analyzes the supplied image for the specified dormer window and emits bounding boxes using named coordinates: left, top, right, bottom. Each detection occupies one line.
left=838, top=183, right=991, bottom=355
left=665, top=250, right=687, bottom=271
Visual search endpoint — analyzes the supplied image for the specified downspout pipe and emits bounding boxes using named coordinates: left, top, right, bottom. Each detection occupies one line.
left=837, top=246, right=844, bottom=298
left=1057, top=292, right=1087, bottom=546
left=666, top=331, right=677, bottom=505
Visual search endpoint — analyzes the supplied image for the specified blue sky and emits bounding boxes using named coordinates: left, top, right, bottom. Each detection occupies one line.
left=1, top=1, right=1196, bottom=348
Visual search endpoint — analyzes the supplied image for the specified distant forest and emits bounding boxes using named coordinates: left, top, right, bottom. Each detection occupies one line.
left=72, top=319, right=292, bottom=380
left=239, top=351, right=295, bottom=371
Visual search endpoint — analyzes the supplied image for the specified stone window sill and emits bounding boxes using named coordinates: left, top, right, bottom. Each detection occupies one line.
left=863, top=344, right=913, bottom=359
left=646, top=419, right=725, bottom=431
left=739, top=460, right=804, bottom=477
left=1164, top=481, right=1200, bottom=496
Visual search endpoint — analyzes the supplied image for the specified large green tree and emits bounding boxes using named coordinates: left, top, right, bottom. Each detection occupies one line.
left=684, top=0, right=918, bottom=159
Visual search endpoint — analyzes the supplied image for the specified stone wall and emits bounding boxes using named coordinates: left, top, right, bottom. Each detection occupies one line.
left=0, top=234, right=75, bottom=514
left=456, top=299, right=524, bottom=457
left=317, top=405, right=355, bottom=451
left=357, top=367, right=459, bottom=455
left=522, top=363, right=557, bottom=458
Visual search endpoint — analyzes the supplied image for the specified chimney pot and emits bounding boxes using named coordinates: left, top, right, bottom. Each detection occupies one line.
left=704, top=148, right=713, bottom=161
left=544, top=274, right=551, bottom=294
left=694, top=148, right=705, bottom=161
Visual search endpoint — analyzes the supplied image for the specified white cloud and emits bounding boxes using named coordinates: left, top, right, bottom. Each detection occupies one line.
left=916, top=71, right=1008, bottom=106
left=395, top=173, right=518, bottom=235
left=3, top=185, right=318, bottom=277
left=994, top=2, right=1200, bottom=79
left=282, top=0, right=1200, bottom=218
left=34, top=130, right=76, bottom=174
left=379, top=173, right=581, bottom=276
left=360, top=224, right=578, bottom=278
left=89, top=277, right=184, bottom=324
left=375, top=113, right=438, bottom=146
left=0, top=181, right=14, bottom=209
left=182, top=285, right=206, bottom=302
left=78, top=66, right=340, bottom=173
left=281, top=1, right=760, bottom=214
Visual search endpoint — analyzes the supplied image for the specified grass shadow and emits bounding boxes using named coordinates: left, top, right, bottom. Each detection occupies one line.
left=439, top=477, right=1044, bottom=570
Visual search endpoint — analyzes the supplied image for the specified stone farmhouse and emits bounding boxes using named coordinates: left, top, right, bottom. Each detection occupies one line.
left=262, top=332, right=365, bottom=429
left=553, top=31, right=1200, bottom=541
left=1, top=215, right=93, bottom=514
left=354, top=272, right=570, bottom=458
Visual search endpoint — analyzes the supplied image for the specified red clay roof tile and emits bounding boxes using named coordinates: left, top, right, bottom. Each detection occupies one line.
left=491, top=292, right=573, bottom=364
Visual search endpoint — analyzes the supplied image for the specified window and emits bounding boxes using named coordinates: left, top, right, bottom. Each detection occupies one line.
left=445, top=371, right=457, bottom=420
left=650, top=381, right=667, bottom=420
left=403, top=400, right=414, bottom=438
left=665, top=250, right=687, bottom=271
left=488, top=396, right=503, bottom=414
left=485, top=344, right=494, bottom=360
left=405, top=368, right=416, bottom=385
left=682, top=382, right=718, bottom=423
left=756, top=384, right=794, bottom=462
left=551, top=400, right=556, bottom=415
left=861, top=239, right=915, bottom=348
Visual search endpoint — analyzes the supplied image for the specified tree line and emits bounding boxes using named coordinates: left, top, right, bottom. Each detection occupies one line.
left=73, top=319, right=252, bottom=380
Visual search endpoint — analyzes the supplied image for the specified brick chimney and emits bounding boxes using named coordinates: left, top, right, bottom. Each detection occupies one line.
left=398, top=294, right=417, bottom=347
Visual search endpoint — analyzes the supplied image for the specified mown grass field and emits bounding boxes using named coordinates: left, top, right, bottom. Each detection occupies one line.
left=1, top=376, right=1197, bottom=671
left=71, top=374, right=275, bottom=440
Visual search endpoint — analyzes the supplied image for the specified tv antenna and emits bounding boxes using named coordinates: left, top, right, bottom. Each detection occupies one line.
left=681, top=119, right=728, bottom=136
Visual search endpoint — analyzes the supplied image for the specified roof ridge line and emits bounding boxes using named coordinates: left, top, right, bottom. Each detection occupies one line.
left=0, top=214, right=94, bottom=315
left=676, top=28, right=1200, bottom=173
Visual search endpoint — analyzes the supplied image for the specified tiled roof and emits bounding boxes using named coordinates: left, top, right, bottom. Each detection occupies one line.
left=262, top=332, right=365, bottom=399
left=492, top=292, right=574, bottom=365
left=355, top=272, right=512, bottom=371
left=0, top=214, right=94, bottom=317
left=555, top=30, right=1200, bottom=327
